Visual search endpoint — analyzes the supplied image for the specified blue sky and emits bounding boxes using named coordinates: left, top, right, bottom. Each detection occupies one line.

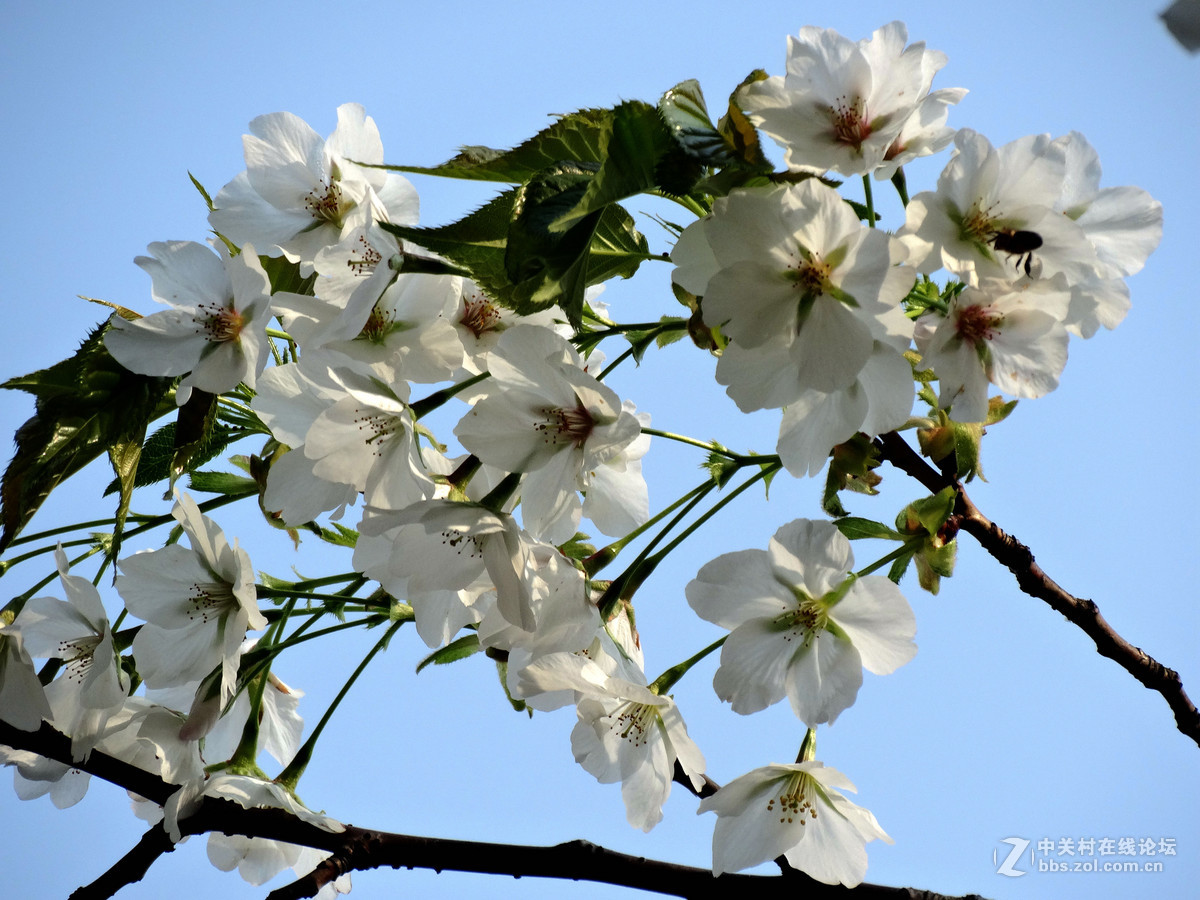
left=2, top=2, right=1197, bottom=898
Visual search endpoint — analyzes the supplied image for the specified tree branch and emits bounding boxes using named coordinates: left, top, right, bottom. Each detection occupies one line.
left=69, top=826, right=176, bottom=900
left=874, top=431, right=1200, bottom=748
left=0, top=720, right=985, bottom=900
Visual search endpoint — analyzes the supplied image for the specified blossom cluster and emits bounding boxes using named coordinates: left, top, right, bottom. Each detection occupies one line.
left=0, top=19, right=1164, bottom=895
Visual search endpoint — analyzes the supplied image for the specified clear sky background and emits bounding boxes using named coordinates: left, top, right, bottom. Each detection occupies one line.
left=2, top=2, right=1197, bottom=898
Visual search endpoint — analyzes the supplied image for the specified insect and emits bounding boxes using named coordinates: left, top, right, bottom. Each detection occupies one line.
left=988, top=227, right=1043, bottom=276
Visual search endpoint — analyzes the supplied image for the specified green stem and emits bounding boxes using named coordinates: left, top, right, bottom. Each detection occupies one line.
left=0, top=536, right=97, bottom=568
left=229, top=597, right=298, bottom=768
left=643, top=462, right=781, bottom=571
left=585, top=480, right=715, bottom=577
left=854, top=536, right=926, bottom=579
left=275, top=615, right=387, bottom=654
left=576, top=320, right=687, bottom=341
left=275, top=618, right=406, bottom=790
left=596, top=480, right=716, bottom=620
left=3, top=515, right=154, bottom=549
left=597, top=346, right=637, bottom=381
left=862, top=174, right=876, bottom=228
left=638, top=428, right=735, bottom=457
left=255, top=588, right=373, bottom=604
left=480, top=471, right=523, bottom=512
left=270, top=572, right=367, bottom=593
left=648, top=636, right=727, bottom=695
left=411, top=372, right=490, bottom=419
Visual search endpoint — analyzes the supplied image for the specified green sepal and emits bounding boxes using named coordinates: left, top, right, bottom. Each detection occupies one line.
left=822, top=434, right=883, bottom=517
left=188, top=171, right=216, bottom=212
left=557, top=531, right=596, bottom=563
left=415, top=633, right=482, bottom=674
left=914, top=536, right=957, bottom=595
left=494, top=657, right=529, bottom=714
left=702, top=450, right=741, bottom=488
left=887, top=550, right=914, bottom=585
left=896, top=486, right=957, bottom=537
left=317, top=523, right=359, bottom=549
left=0, top=315, right=175, bottom=552
left=257, top=571, right=298, bottom=591
left=895, top=486, right=959, bottom=595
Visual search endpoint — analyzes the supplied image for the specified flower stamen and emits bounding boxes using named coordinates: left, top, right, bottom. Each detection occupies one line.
left=766, top=771, right=819, bottom=825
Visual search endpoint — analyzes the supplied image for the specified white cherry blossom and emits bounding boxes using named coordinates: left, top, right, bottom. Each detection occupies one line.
left=116, top=494, right=264, bottom=705
left=699, top=760, right=890, bottom=885
left=742, top=22, right=961, bottom=176
left=104, top=241, right=272, bottom=405
left=15, top=547, right=128, bottom=759
left=681, top=181, right=913, bottom=400
left=686, top=519, right=916, bottom=726
left=915, top=277, right=1071, bottom=423
left=454, top=325, right=645, bottom=544
left=209, top=104, right=417, bottom=273
left=519, top=653, right=705, bottom=831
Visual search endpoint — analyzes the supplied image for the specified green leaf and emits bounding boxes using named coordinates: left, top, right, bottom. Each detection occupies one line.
left=415, top=633, right=482, bottom=674
left=383, top=184, right=647, bottom=329
left=658, top=79, right=739, bottom=169
left=834, top=517, right=905, bottom=542
left=102, top=421, right=244, bottom=496
left=551, top=101, right=681, bottom=232
left=259, top=254, right=317, bottom=296
left=506, top=162, right=604, bottom=325
left=376, top=108, right=615, bottom=184
left=719, top=70, right=771, bottom=169
left=0, top=316, right=175, bottom=551
left=169, top=391, right=219, bottom=495
left=186, top=470, right=259, bottom=496
left=106, top=426, right=146, bottom=564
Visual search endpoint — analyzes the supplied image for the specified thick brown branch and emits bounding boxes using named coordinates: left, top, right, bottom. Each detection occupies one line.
left=874, top=432, right=1200, bottom=748
left=0, top=720, right=984, bottom=900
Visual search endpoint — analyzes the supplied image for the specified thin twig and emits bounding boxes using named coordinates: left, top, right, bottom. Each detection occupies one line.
left=874, top=431, right=1200, bottom=748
